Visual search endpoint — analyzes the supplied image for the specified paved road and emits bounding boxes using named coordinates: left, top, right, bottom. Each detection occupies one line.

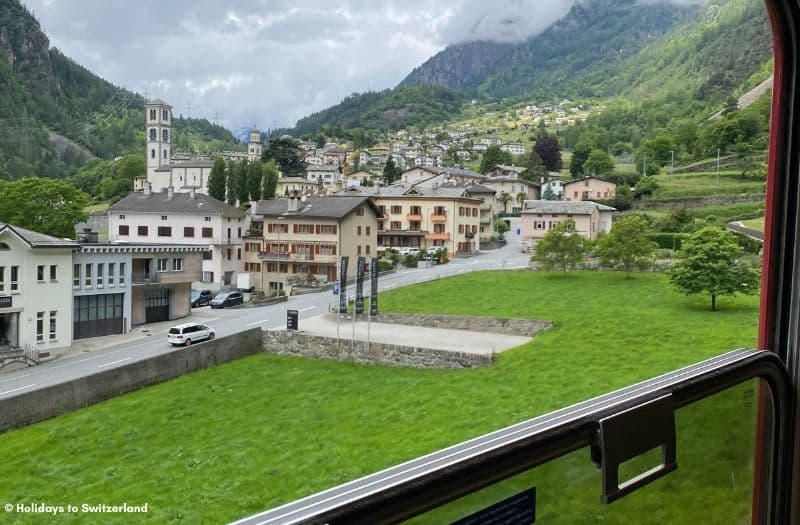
left=0, top=225, right=528, bottom=401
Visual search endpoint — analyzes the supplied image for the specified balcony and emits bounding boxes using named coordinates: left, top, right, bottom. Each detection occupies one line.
left=259, top=251, right=290, bottom=261
left=425, top=233, right=450, bottom=241
left=132, top=272, right=160, bottom=285
left=407, top=214, right=423, bottom=222
left=431, top=214, right=447, bottom=223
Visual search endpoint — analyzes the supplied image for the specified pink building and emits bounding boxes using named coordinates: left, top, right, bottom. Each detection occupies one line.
left=519, top=200, right=616, bottom=252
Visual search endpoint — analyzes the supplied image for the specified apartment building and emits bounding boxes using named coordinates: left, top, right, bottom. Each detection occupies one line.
left=520, top=200, right=616, bottom=252
left=244, top=196, right=379, bottom=292
left=0, top=222, right=77, bottom=355
left=368, top=184, right=482, bottom=257
left=106, top=187, right=247, bottom=290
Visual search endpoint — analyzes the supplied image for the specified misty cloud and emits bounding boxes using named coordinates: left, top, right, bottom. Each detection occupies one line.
left=440, top=0, right=574, bottom=44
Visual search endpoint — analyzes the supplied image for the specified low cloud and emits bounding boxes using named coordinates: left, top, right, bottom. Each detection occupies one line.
left=440, top=0, right=574, bottom=44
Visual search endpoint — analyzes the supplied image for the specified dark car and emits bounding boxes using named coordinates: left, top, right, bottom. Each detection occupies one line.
left=190, top=289, right=213, bottom=308
left=209, top=291, right=244, bottom=309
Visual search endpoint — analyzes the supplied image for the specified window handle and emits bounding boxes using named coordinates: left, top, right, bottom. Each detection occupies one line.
left=592, top=394, right=677, bottom=504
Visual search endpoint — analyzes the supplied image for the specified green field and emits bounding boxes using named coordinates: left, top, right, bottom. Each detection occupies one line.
left=0, top=272, right=760, bottom=523
left=652, top=170, right=766, bottom=199
left=742, top=217, right=765, bottom=232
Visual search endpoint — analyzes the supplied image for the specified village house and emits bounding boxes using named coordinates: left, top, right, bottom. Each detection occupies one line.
left=276, top=177, right=320, bottom=197
left=0, top=222, right=77, bottom=356
left=307, top=164, right=343, bottom=191
left=243, top=196, right=379, bottom=293
left=481, top=178, right=541, bottom=213
left=500, top=143, right=526, bottom=155
left=106, top=187, right=247, bottom=290
left=485, top=164, right=527, bottom=179
left=519, top=200, right=616, bottom=252
left=563, top=176, right=617, bottom=202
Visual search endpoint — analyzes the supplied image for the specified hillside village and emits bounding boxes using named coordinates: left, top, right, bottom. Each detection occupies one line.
left=0, top=96, right=612, bottom=351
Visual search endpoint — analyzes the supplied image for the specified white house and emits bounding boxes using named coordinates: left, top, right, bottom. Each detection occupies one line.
left=106, top=187, right=247, bottom=290
left=501, top=143, right=526, bottom=155
left=0, top=222, right=77, bottom=356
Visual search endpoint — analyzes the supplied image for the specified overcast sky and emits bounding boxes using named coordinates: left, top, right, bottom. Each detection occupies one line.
left=20, top=0, right=578, bottom=135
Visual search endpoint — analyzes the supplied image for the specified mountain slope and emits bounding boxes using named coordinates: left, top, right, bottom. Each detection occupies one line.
left=0, top=0, right=242, bottom=180
left=401, top=0, right=698, bottom=99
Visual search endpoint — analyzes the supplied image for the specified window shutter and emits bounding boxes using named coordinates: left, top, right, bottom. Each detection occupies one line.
left=315, top=245, right=320, bottom=254
left=332, top=225, right=337, bottom=234
left=332, top=245, right=337, bottom=255
left=268, top=224, right=273, bottom=233
left=294, top=224, right=298, bottom=233
left=315, top=225, right=320, bottom=234
left=291, top=244, right=296, bottom=253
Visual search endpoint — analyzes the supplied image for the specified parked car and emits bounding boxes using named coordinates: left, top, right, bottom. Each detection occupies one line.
left=209, top=291, right=244, bottom=309
left=397, top=247, right=420, bottom=256
left=167, top=323, right=215, bottom=346
left=190, top=289, right=213, bottom=308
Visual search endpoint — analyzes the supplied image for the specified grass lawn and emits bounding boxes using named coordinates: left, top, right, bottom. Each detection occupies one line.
left=83, top=202, right=110, bottom=213
left=0, top=272, right=760, bottom=523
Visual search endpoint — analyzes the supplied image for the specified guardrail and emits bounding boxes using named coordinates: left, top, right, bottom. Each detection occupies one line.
left=233, top=349, right=791, bottom=525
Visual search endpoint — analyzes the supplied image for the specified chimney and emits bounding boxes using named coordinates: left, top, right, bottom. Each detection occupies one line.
left=287, top=196, right=298, bottom=213
left=167, top=186, right=174, bottom=199
left=144, top=183, right=152, bottom=196
left=189, top=187, right=196, bottom=200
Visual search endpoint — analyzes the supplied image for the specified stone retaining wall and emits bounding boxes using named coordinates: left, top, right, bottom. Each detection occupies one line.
left=634, top=194, right=765, bottom=211
left=262, top=330, right=492, bottom=369
left=359, top=313, right=552, bottom=337
left=0, top=329, right=263, bottom=434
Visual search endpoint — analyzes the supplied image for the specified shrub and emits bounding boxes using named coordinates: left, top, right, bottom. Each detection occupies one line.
left=377, top=260, right=394, bottom=272
left=648, top=233, right=690, bottom=250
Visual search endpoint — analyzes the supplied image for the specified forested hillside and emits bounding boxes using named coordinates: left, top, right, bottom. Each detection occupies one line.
left=0, top=0, right=242, bottom=181
left=289, top=85, right=467, bottom=138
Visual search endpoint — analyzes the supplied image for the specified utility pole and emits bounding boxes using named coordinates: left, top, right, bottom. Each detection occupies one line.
left=185, top=100, right=193, bottom=118
left=716, top=148, right=721, bottom=186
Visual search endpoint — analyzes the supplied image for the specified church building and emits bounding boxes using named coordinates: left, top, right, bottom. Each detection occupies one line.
left=134, top=99, right=263, bottom=195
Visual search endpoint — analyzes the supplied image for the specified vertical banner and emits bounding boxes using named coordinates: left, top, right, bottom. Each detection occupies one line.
left=338, top=256, right=349, bottom=313
left=355, top=257, right=366, bottom=314
left=370, top=257, right=379, bottom=316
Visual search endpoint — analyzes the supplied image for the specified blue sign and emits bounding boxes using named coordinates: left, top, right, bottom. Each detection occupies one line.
left=516, top=226, right=521, bottom=236
left=333, top=283, right=340, bottom=295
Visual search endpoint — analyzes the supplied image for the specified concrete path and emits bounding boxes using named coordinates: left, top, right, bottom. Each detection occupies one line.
left=293, top=314, right=531, bottom=355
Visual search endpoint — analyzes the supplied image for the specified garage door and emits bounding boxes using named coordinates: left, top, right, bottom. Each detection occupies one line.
left=145, top=288, right=170, bottom=323
left=73, top=294, right=124, bottom=340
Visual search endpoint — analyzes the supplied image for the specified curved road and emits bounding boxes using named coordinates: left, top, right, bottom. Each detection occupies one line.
left=0, top=225, right=528, bottom=401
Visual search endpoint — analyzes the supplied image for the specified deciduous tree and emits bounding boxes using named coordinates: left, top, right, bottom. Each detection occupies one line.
left=532, top=219, right=588, bottom=273
left=596, top=215, right=656, bottom=277
left=583, top=149, right=615, bottom=176
left=0, top=177, right=89, bottom=238
left=668, top=227, right=760, bottom=311
left=534, top=136, right=563, bottom=172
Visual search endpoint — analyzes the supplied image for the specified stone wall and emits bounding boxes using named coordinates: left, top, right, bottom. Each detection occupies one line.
left=634, top=194, right=765, bottom=211
left=362, top=313, right=552, bottom=337
left=263, top=330, right=492, bottom=369
left=0, top=329, right=263, bottom=434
